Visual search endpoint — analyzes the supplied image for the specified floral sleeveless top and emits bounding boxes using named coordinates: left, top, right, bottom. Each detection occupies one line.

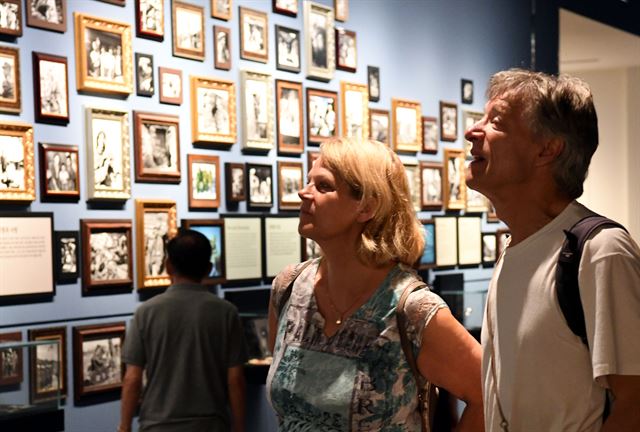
left=266, top=259, right=447, bottom=431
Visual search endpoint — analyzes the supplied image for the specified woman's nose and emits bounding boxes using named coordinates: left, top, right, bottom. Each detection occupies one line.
left=298, top=183, right=313, bottom=200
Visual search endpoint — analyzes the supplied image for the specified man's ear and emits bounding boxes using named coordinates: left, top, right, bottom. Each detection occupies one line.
left=356, top=198, right=377, bottom=223
left=537, top=137, right=564, bottom=167
left=166, top=258, right=174, bottom=276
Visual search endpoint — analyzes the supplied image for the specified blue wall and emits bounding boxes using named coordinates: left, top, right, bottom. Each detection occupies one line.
left=1, top=0, right=533, bottom=430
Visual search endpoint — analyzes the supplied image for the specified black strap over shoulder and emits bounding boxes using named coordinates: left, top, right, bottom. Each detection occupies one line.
left=275, top=260, right=314, bottom=319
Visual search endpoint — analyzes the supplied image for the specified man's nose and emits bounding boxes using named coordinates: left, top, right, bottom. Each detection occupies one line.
left=464, top=122, right=484, bottom=143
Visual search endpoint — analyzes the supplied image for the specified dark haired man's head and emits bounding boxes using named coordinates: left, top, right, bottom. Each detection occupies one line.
left=166, top=229, right=212, bottom=282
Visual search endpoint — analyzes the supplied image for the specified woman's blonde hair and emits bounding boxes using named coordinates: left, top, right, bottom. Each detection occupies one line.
left=320, top=138, right=424, bottom=267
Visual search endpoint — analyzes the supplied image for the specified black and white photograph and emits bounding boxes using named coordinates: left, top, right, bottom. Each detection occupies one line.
left=343, top=84, right=366, bottom=139
left=41, top=145, right=79, bottom=199
left=212, top=0, right=231, bottom=21
left=32, top=335, right=62, bottom=398
left=135, top=200, right=177, bottom=288
left=396, top=106, right=418, bottom=146
left=26, top=0, right=65, bottom=32
left=444, top=148, right=466, bottom=210
left=482, top=233, right=497, bottom=264
left=420, top=162, right=442, bottom=209
left=0, top=46, right=19, bottom=113
left=136, top=0, right=163, bottom=40
left=197, top=87, right=230, bottom=135
left=336, top=28, right=356, bottom=72
left=422, top=116, right=438, bottom=154
left=240, top=7, right=268, bottom=63
left=0, top=134, right=25, bottom=190
left=134, top=112, right=180, bottom=183
left=303, top=238, right=322, bottom=261
left=247, top=163, right=273, bottom=209
left=55, top=230, right=79, bottom=283
left=172, top=1, right=204, bottom=61
left=369, top=109, right=389, bottom=145
left=34, top=52, right=69, bottom=123
left=89, top=231, right=130, bottom=282
left=92, top=122, right=124, bottom=192
left=273, top=0, right=297, bottom=16
left=310, top=10, right=327, bottom=69
left=304, top=1, right=333, bottom=81
left=245, top=77, right=269, bottom=141
left=307, top=88, right=337, bottom=144
left=0, top=0, right=21, bottom=36
left=135, top=53, right=154, bottom=96
left=278, top=161, right=302, bottom=210
left=214, top=26, right=231, bottom=70
left=159, top=67, right=182, bottom=105
left=440, top=101, right=458, bottom=142
left=0, top=332, right=22, bottom=386
left=403, top=162, right=421, bottom=212
left=81, top=337, right=121, bottom=389
left=225, top=162, right=245, bottom=202
left=85, top=28, right=125, bottom=83
left=29, top=327, right=67, bottom=402
left=276, top=25, right=300, bottom=73
left=461, top=78, right=474, bottom=104
left=447, top=155, right=462, bottom=202
left=143, top=211, right=169, bottom=278
left=335, top=0, right=348, bottom=22
left=367, top=66, right=380, bottom=102
left=276, top=80, right=302, bottom=154
left=466, top=187, right=489, bottom=213
left=391, top=98, right=421, bottom=152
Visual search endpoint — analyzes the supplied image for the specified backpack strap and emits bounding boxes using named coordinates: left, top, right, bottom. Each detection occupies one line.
left=556, top=215, right=627, bottom=347
left=274, top=259, right=314, bottom=319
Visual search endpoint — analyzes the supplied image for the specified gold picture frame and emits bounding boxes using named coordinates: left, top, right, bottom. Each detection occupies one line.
left=392, top=98, right=422, bottom=153
left=340, top=81, right=368, bottom=140
left=172, top=1, right=205, bottom=61
left=190, top=75, right=236, bottom=146
left=443, top=148, right=467, bottom=210
left=0, top=121, right=35, bottom=203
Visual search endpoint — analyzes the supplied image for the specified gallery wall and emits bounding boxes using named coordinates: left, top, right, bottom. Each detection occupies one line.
left=0, top=0, right=534, bottom=430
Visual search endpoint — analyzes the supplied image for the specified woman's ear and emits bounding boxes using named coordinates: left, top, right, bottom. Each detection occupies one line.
left=356, top=198, right=377, bottom=223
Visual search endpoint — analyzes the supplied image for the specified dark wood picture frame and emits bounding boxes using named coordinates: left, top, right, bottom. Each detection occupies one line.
left=211, top=0, right=231, bottom=20
left=72, top=322, right=125, bottom=403
left=239, top=6, right=268, bottom=63
left=306, top=87, right=338, bottom=145
left=33, top=52, right=69, bottom=124
left=275, top=25, right=300, bottom=73
left=172, top=1, right=205, bottom=61
left=135, top=0, right=164, bottom=41
left=278, top=161, right=303, bottom=211
left=276, top=79, right=304, bottom=155
left=213, top=25, right=231, bottom=70
left=272, top=0, right=297, bottom=16
left=246, top=163, right=273, bottom=211
left=367, top=65, right=380, bottom=102
left=422, top=116, right=438, bottom=154
left=461, top=78, right=474, bottom=104
left=135, top=52, right=154, bottom=97
left=0, top=45, right=21, bottom=114
left=54, top=230, right=80, bottom=284
left=0, top=0, right=22, bottom=37
left=417, top=219, right=436, bottom=269
left=28, top=326, right=67, bottom=402
left=187, top=154, right=221, bottom=209
left=440, top=101, right=458, bottom=142
left=158, top=67, right=182, bottom=105
left=307, top=150, right=320, bottom=172
left=133, top=111, right=181, bottom=183
left=181, top=219, right=226, bottom=285
left=335, top=28, right=356, bottom=72
left=369, top=108, right=389, bottom=145
left=225, top=162, right=246, bottom=203
left=0, top=331, right=23, bottom=386
left=39, top=143, right=80, bottom=202
left=420, top=161, right=443, bottom=210
left=25, top=0, right=66, bottom=33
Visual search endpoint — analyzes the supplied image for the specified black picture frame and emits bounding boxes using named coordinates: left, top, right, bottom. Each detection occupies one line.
left=367, top=65, right=380, bottom=102
left=246, top=163, right=273, bottom=211
left=461, top=78, right=474, bottom=104
left=54, top=230, right=80, bottom=284
left=225, top=162, right=246, bottom=203
left=275, top=25, right=300, bottom=73
left=272, top=0, right=297, bottom=16
left=135, top=53, right=154, bottom=97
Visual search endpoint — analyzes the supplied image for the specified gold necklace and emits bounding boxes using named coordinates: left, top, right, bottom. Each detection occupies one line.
left=324, top=285, right=374, bottom=326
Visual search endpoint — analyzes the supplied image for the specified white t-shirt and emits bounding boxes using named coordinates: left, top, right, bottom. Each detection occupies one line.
left=482, top=201, right=640, bottom=431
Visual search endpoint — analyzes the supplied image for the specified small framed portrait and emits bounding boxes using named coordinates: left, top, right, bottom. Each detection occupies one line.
left=246, top=163, right=273, bottom=210
left=443, top=148, right=467, bottom=210
left=0, top=0, right=21, bottom=37
left=482, top=232, right=497, bottom=265
left=392, top=98, right=422, bottom=152
left=306, top=87, right=338, bottom=145
left=422, top=116, right=438, bottom=154
left=159, top=67, right=182, bottom=105
left=73, top=13, right=132, bottom=95
left=367, top=66, right=380, bottom=102
left=461, top=78, right=474, bottom=104
left=187, top=154, right=220, bottom=209
left=307, top=149, right=320, bottom=172
left=335, top=28, right=356, bottom=72
left=239, top=7, right=268, bottom=63
left=81, top=219, right=133, bottom=293
left=275, top=25, right=300, bottom=73
left=273, top=0, right=297, bottom=16
left=462, top=110, right=483, bottom=157
left=496, top=228, right=511, bottom=258
left=0, top=332, right=23, bottom=386
left=369, top=108, right=389, bottom=145
left=340, top=81, right=369, bottom=140
left=39, top=143, right=80, bottom=202
left=440, top=101, right=458, bottom=142
left=225, top=162, right=245, bottom=203
left=403, top=161, right=421, bottom=212
left=278, top=161, right=303, bottom=211
left=420, top=161, right=443, bottom=210
left=0, top=45, right=20, bottom=114
left=213, top=26, right=231, bottom=70
left=0, top=121, right=35, bottom=203
left=25, top=0, right=65, bottom=33
left=181, top=219, right=225, bottom=284
left=466, top=188, right=489, bottom=213
left=133, top=111, right=180, bottom=184
left=211, top=0, right=231, bottom=20
left=28, top=326, right=67, bottom=402
left=240, top=70, right=273, bottom=151
left=334, top=0, right=348, bottom=22
left=85, top=107, right=130, bottom=201
left=72, top=322, right=125, bottom=403
left=172, top=1, right=204, bottom=61
left=135, top=0, right=164, bottom=40
left=301, top=237, right=322, bottom=261
left=54, top=230, right=79, bottom=284
left=304, top=1, right=335, bottom=82
left=135, top=53, right=154, bottom=97
left=417, top=220, right=436, bottom=270
left=190, top=75, right=236, bottom=146
left=135, top=199, right=178, bottom=289
left=276, top=79, right=303, bottom=155
left=32, top=52, right=69, bottom=124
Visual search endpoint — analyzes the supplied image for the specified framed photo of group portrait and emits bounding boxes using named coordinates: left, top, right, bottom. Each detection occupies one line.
left=133, top=111, right=181, bottom=184
left=38, top=143, right=80, bottom=202
left=25, top=0, right=66, bottom=33
left=306, top=87, right=338, bottom=145
left=0, top=121, right=35, bottom=203
left=135, top=0, right=164, bottom=41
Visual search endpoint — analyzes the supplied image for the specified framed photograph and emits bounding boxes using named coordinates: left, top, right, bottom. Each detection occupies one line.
left=306, top=87, right=338, bottom=145
left=335, top=28, right=356, bottom=72
left=487, top=202, right=500, bottom=223
left=246, top=163, right=273, bottom=210
left=239, top=7, right=268, bottom=63
left=392, top=98, right=422, bottom=152
left=39, top=143, right=80, bottom=202
left=367, top=66, right=380, bottom=102
left=181, top=219, right=225, bottom=284
left=213, top=25, right=231, bottom=70
left=223, top=216, right=262, bottom=282
left=276, top=79, right=303, bottom=155
left=54, top=230, right=79, bottom=284
left=135, top=0, right=164, bottom=40
left=0, top=332, right=22, bottom=386
left=273, top=0, right=297, bottom=16
left=240, top=70, right=273, bottom=151
left=304, top=1, right=334, bottom=82
left=440, top=101, right=458, bottom=142
left=0, top=45, right=20, bottom=114
left=135, top=53, right=154, bottom=97
left=187, top=154, right=220, bottom=209
left=466, top=188, right=489, bottom=213
left=72, top=322, right=125, bottom=403
left=340, top=81, right=369, bottom=140
left=25, top=0, right=65, bottom=32
left=302, top=237, right=321, bottom=261
left=159, top=67, right=182, bottom=105
left=457, top=216, right=482, bottom=266
left=73, top=13, right=132, bottom=95
left=133, top=111, right=180, bottom=183
left=211, top=0, right=231, bottom=20
left=461, top=78, right=474, bottom=104
left=0, top=213, right=54, bottom=299
left=420, top=161, right=443, bottom=210
left=275, top=25, right=300, bottom=73
left=422, top=117, right=438, bottom=155
left=80, top=219, right=133, bottom=292
left=225, top=162, right=245, bottom=203
left=462, top=110, right=483, bottom=157
left=403, top=161, right=421, bottom=212
left=33, top=52, right=69, bottom=124
left=482, top=232, right=497, bottom=265
left=0, top=121, right=35, bottom=202
left=369, top=109, right=389, bottom=145
left=135, top=199, right=178, bottom=289
left=28, top=326, right=67, bottom=402
left=278, top=161, right=303, bottom=211
left=307, top=149, right=320, bottom=172
left=172, top=1, right=204, bottom=61
left=264, top=216, right=301, bottom=278
left=434, top=216, right=458, bottom=268
left=334, top=0, right=348, bottom=22
left=85, top=107, right=130, bottom=201
left=417, top=220, right=436, bottom=269
left=443, top=148, right=466, bottom=210
left=0, top=0, right=21, bottom=37
left=191, top=75, right=236, bottom=145
left=496, top=228, right=511, bottom=258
